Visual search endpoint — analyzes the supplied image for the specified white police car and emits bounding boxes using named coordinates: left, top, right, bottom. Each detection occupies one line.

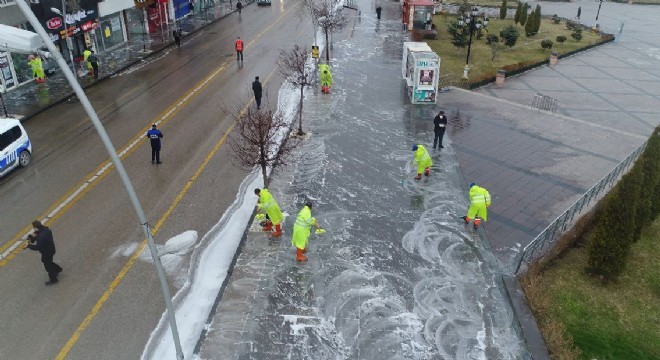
left=0, top=118, right=32, bottom=177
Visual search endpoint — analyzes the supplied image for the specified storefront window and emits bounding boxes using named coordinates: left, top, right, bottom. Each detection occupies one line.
left=413, top=6, right=432, bottom=30
left=125, top=8, right=147, bottom=37
left=98, top=15, right=125, bottom=51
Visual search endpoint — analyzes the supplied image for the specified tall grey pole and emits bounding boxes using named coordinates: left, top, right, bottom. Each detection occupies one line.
left=61, top=0, right=75, bottom=74
left=13, top=1, right=185, bottom=359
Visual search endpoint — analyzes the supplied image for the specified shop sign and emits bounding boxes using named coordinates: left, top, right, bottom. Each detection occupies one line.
left=31, top=0, right=100, bottom=38
left=47, top=17, right=62, bottom=30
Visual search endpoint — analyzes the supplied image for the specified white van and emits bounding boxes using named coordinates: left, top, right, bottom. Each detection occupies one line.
left=0, top=118, right=32, bottom=177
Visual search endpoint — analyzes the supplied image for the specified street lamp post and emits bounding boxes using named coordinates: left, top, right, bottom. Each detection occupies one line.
left=50, top=4, right=76, bottom=75
left=458, top=6, right=488, bottom=79
left=595, top=0, right=608, bottom=21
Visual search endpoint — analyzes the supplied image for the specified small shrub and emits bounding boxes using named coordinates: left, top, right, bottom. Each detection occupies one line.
left=571, top=30, right=583, bottom=42
left=541, top=39, right=553, bottom=50
left=501, top=25, right=520, bottom=47
left=500, top=0, right=507, bottom=20
left=565, top=20, right=579, bottom=30
left=556, top=35, right=567, bottom=43
left=552, top=14, right=561, bottom=24
left=486, top=34, right=499, bottom=44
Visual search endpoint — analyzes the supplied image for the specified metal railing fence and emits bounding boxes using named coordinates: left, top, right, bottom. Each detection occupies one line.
left=510, top=141, right=647, bottom=275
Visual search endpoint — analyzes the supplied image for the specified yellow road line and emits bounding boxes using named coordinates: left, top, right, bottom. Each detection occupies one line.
left=2, top=5, right=297, bottom=267
left=0, top=62, right=228, bottom=266
left=0, top=88, right=144, bottom=258
left=55, top=66, right=280, bottom=360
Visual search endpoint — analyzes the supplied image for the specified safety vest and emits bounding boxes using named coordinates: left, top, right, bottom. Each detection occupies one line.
left=470, top=186, right=491, bottom=206
left=259, top=189, right=276, bottom=210
left=415, top=146, right=431, bottom=164
left=294, top=206, right=314, bottom=229
left=235, top=40, right=244, bottom=51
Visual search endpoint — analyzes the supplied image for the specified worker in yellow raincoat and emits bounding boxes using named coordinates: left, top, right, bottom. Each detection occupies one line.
left=254, top=188, right=284, bottom=237
left=319, top=63, right=333, bottom=94
left=412, top=144, right=432, bottom=180
left=83, top=48, right=93, bottom=76
left=463, top=183, right=491, bottom=230
left=291, top=201, right=319, bottom=262
left=28, top=55, right=45, bottom=83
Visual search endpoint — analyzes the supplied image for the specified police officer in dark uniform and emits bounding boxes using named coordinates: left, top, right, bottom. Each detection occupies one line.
left=26, top=220, right=63, bottom=285
left=146, top=123, right=164, bottom=164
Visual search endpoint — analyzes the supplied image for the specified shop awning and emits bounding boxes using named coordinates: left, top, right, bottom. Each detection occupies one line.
left=0, top=24, right=44, bottom=54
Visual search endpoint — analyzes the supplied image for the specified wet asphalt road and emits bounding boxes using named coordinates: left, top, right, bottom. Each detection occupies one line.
left=0, top=2, right=313, bottom=359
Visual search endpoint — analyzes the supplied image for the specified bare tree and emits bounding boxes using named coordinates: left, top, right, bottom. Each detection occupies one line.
left=224, top=98, right=300, bottom=187
left=278, top=45, right=316, bottom=136
left=297, top=0, right=348, bottom=61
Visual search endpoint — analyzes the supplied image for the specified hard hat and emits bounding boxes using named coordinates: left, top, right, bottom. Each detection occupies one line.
left=305, top=201, right=313, bottom=208
left=469, top=182, right=476, bottom=188
left=412, top=144, right=418, bottom=151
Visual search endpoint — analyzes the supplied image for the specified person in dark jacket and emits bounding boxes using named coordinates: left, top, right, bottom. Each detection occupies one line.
left=26, top=220, right=62, bottom=285
left=146, top=123, right=164, bottom=164
left=433, top=110, right=448, bottom=149
left=173, top=29, right=181, bottom=47
left=252, top=76, right=263, bottom=109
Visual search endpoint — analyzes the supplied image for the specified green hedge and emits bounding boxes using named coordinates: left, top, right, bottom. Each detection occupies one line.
left=587, top=127, right=660, bottom=278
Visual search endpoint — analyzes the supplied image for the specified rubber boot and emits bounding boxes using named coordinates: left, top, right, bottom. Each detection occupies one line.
left=424, top=167, right=431, bottom=176
left=474, top=218, right=482, bottom=230
left=414, top=174, right=422, bottom=180
left=272, top=224, right=282, bottom=237
left=296, top=248, right=308, bottom=262
left=262, top=220, right=273, bottom=232
left=302, top=247, right=307, bottom=254
left=462, top=216, right=470, bottom=224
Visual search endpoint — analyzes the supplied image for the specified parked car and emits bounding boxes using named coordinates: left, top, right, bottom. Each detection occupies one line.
left=0, top=118, right=32, bottom=177
left=42, top=56, right=58, bottom=76
left=257, top=0, right=272, bottom=6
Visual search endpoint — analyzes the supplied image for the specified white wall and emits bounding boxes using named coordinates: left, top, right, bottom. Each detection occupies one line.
left=0, top=5, right=27, bottom=26
left=98, top=0, right=136, bottom=17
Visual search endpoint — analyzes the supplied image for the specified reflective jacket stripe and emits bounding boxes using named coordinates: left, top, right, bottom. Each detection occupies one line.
left=295, top=216, right=313, bottom=228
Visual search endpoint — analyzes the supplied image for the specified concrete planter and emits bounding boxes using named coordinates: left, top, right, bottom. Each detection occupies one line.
left=496, top=69, right=506, bottom=86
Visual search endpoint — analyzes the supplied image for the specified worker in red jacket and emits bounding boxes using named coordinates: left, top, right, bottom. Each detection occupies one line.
left=235, top=36, right=244, bottom=61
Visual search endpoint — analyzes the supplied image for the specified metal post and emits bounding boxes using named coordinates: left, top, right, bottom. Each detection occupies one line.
left=13, top=1, right=185, bottom=359
left=465, top=21, right=474, bottom=66
left=61, top=0, right=76, bottom=74
left=595, top=0, right=603, bottom=21
left=0, top=91, right=7, bottom=117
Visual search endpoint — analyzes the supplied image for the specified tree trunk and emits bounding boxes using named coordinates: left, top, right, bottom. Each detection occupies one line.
left=261, top=163, right=268, bottom=187
left=298, top=86, right=304, bottom=135
left=325, top=27, right=330, bottom=61
left=260, top=146, right=268, bottom=187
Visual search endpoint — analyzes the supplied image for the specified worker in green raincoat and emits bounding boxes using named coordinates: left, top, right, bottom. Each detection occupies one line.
left=319, top=63, right=333, bottom=94
left=412, top=144, right=432, bottom=180
left=254, top=188, right=284, bottom=237
left=28, top=55, right=45, bottom=83
left=463, top=183, right=491, bottom=230
left=291, top=202, right=319, bottom=262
